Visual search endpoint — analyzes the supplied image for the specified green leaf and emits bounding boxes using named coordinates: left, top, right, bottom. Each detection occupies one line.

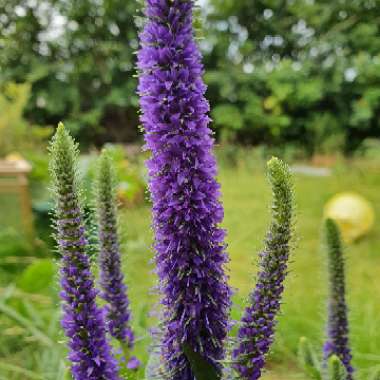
left=297, top=337, right=322, bottom=380
left=0, top=302, right=54, bottom=347
left=183, top=343, right=221, bottom=380
left=17, top=259, right=55, bottom=293
left=0, top=361, right=44, bottom=379
left=212, top=104, right=244, bottom=130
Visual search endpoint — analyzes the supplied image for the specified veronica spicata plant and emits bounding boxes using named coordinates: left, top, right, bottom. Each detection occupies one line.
left=49, top=123, right=120, bottom=380
left=323, top=218, right=354, bottom=378
left=298, top=218, right=353, bottom=380
left=232, top=157, right=294, bottom=380
left=95, top=150, right=139, bottom=371
left=138, top=0, right=232, bottom=378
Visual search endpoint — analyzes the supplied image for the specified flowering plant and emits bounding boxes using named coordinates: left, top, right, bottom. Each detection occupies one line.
left=50, top=125, right=138, bottom=379
left=137, top=1, right=295, bottom=376
left=298, top=219, right=354, bottom=380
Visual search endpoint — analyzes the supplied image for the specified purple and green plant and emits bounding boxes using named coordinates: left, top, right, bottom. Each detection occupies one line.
left=298, top=218, right=353, bottom=380
left=232, top=157, right=294, bottom=380
left=49, top=123, right=120, bottom=380
left=138, top=0, right=232, bottom=378
left=327, top=355, right=349, bottom=380
left=95, top=150, right=140, bottom=372
left=323, top=218, right=354, bottom=378
left=137, top=0, right=297, bottom=378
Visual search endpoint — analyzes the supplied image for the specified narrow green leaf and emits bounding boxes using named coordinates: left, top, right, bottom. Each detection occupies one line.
left=0, top=361, right=44, bottom=379
left=298, top=337, right=322, bottom=380
left=0, top=302, right=54, bottom=347
left=17, top=259, right=55, bottom=293
left=183, top=343, right=221, bottom=380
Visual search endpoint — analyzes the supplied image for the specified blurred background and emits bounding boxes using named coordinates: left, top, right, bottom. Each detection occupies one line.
left=0, top=0, right=379, bottom=379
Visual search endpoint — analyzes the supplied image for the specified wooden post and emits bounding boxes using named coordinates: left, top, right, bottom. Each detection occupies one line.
left=0, top=159, right=34, bottom=240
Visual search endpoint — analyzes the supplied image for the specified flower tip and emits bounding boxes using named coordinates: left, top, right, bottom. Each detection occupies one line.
left=267, top=156, right=291, bottom=185
left=325, top=217, right=337, bottom=229
left=97, top=150, right=114, bottom=180
left=49, top=122, right=78, bottom=174
left=54, top=122, right=68, bottom=140
left=267, top=156, right=280, bottom=168
left=325, top=218, right=341, bottom=241
left=52, top=121, right=72, bottom=146
left=267, top=156, right=285, bottom=174
left=99, top=148, right=111, bottom=162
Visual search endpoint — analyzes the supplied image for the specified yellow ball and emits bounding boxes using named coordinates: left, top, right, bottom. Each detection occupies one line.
left=324, top=192, right=375, bottom=243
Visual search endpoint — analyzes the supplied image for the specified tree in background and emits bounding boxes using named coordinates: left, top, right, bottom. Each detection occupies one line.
left=203, top=0, right=380, bottom=153
left=0, top=0, right=139, bottom=145
left=1, top=0, right=380, bottom=153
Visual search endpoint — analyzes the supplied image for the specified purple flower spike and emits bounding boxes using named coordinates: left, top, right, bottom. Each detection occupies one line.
left=49, top=123, right=120, bottom=380
left=137, top=1, right=231, bottom=378
left=96, top=151, right=135, bottom=349
left=233, top=158, right=294, bottom=380
left=323, top=218, right=354, bottom=379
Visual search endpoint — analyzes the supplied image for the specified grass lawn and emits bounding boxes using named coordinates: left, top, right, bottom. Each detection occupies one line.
left=123, top=158, right=380, bottom=380
left=0, top=157, right=379, bottom=379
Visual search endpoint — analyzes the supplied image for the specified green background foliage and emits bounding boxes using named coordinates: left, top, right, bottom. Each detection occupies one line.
left=0, top=0, right=139, bottom=145
left=204, top=0, right=380, bottom=152
left=1, top=0, right=379, bottom=152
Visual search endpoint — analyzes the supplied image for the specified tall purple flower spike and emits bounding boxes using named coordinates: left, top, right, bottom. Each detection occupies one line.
left=323, top=218, right=354, bottom=379
left=49, top=123, right=120, bottom=380
left=96, top=151, right=138, bottom=368
left=137, top=1, right=231, bottom=378
left=233, top=158, right=294, bottom=380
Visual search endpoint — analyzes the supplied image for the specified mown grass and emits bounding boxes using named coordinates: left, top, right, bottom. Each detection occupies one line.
left=1, top=157, right=379, bottom=379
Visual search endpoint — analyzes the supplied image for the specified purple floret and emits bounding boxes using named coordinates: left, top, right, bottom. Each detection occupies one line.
left=137, top=1, right=231, bottom=378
